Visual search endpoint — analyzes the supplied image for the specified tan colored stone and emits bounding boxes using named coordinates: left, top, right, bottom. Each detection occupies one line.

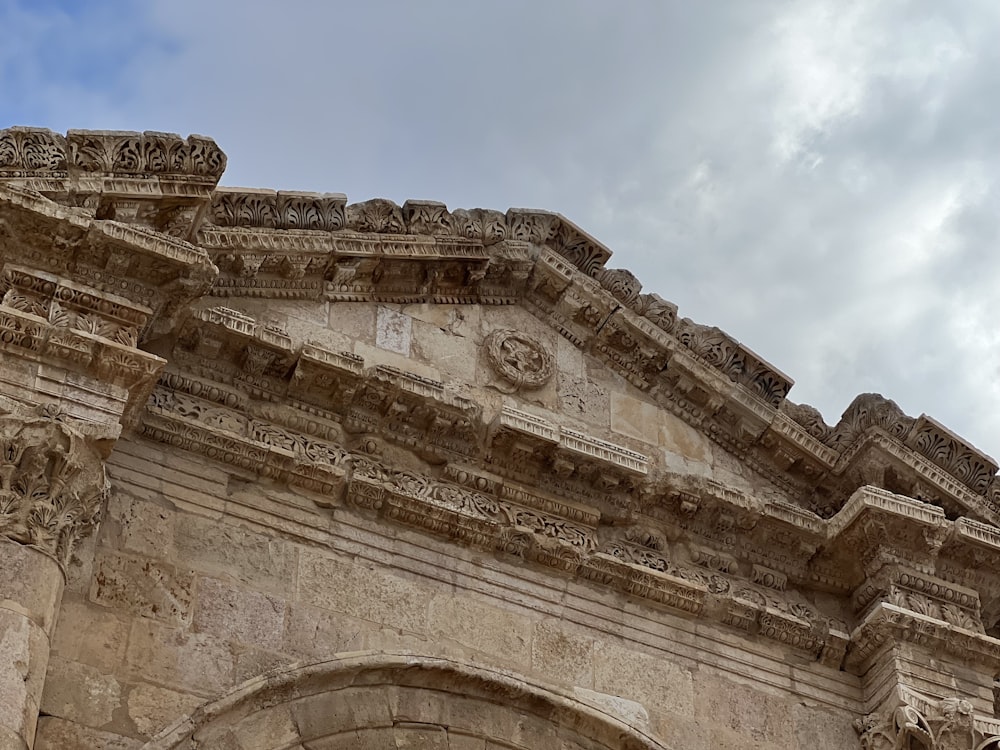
left=531, top=618, right=595, bottom=687
left=428, top=594, right=532, bottom=666
left=290, top=687, right=395, bottom=741
left=173, top=515, right=298, bottom=595
left=40, top=656, right=121, bottom=728
left=0, top=542, right=63, bottom=633
left=410, top=319, right=478, bottom=386
left=50, top=598, right=128, bottom=672
left=375, top=305, right=412, bottom=355
left=125, top=620, right=233, bottom=696
left=693, top=672, right=795, bottom=748
left=298, top=551, right=429, bottom=633
left=228, top=703, right=302, bottom=750
left=593, top=641, right=694, bottom=717
left=90, top=550, right=193, bottom=625
left=232, top=648, right=297, bottom=685
left=610, top=391, right=661, bottom=445
left=101, top=493, right=175, bottom=558
left=192, top=576, right=286, bottom=649
left=126, top=683, right=202, bottom=739
left=558, top=371, right=611, bottom=426
left=0, top=609, right=43, bottom=743
left=658, top=410, right=713, bottom=464
left=792, top=703, right=861, bottom=749
left=35, top=716, right=142, bottom=750
left=354, top=341, right=442, bottom=382
left=13, top=124, right=1000, bottom=750
left=281, top=603, right=367, bottom=660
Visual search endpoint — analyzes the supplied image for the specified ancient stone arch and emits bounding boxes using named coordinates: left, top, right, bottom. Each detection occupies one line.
left=142, top=651, right=667, bottom=750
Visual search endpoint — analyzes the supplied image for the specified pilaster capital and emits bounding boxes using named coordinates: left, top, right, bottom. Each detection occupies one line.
left=0, top=399, right=111, bottom=569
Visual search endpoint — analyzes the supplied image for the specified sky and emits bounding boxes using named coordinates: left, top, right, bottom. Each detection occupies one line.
left=3, top=0, right=1000, bottom=458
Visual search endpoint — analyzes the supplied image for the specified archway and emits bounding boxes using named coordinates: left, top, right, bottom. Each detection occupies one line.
left=142, top=651, right=670, bottom=749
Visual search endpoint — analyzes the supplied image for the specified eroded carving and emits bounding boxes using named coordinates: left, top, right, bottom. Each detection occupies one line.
left=0, top=407, right=109, bottom=568
left=484, top=329, right=554, bottom=390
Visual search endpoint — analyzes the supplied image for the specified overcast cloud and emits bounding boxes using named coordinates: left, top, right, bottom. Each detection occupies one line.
left=4, top=0, right=1000, bottom=457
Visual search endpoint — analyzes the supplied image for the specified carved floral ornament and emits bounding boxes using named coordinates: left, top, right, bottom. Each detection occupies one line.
left=856, top=693, right=1000, bottom=750
left=0, top=406, right=110, bottom=568
left=484, top=329, right=554, bottom=390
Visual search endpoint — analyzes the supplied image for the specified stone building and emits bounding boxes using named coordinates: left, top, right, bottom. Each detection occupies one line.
left=0, top=126, right=999, bottom=749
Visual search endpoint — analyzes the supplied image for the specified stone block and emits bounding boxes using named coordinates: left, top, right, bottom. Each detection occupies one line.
left=611, top=391, right=661, bottom=445
left=428, top=594, right=532, bottom=666
left=40, top=656, right=121, bottom=728
left=228, top=702, right=302, bottom=749
left=281, top=603, right=367, bottom=660
left=290, top=687, right=395, bottom=740
left=35, top=716, right=141, bottom=750
left=354, top=341, right=442, bottom=382
left=409, top=319, right=478, bottom=385
left=90, top=550, right=193, bottom=626
left=531, top=618, right=595, bottom=687
left=233, top=648, right=297, bottom=685
left=558, top=371, right=610, bottom=427
left=50, top=598, right=128, bottom=672
left=375, top=306, right=411, bottom=355
left=298, top=551, right=430, bottom=633
left=100, top=493, right=175, bottom=558
left=174, top=515, right=298, bottom=595
left=126, top=682, right=202, bottom=739
left=0, top=609, right=46, bottom=744
left=593, top=641, right=694, bottom=717
left=0, top=541, right=63, bottom=633
left=125, top=619, right=234, bottom=696
left=792, top=703, right=860, bottom=749
left=192, top=577, right=286, bottom=650
left=693, top=671, right=795, bottom=748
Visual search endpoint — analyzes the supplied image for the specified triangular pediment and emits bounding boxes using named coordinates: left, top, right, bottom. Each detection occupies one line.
left=2, top=136, right=994, bottom=529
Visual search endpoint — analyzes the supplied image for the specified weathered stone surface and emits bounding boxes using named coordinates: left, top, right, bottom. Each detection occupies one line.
left=192, top=576, right=286, bottom=649
left=90, top=550, right=194, bottom=625
left=0, top=542, right=63, bottom=633
left=35, top=717, right=141, bottom=750
left=40, top=656, right=121, bottom=728
left=50, top=598, right=128, bottom=672
left=532, top=618, right=595, bottom=687
left=125, top=620, right=233, bottom=696
left=298, top=551, right=430, bottom=634
left=126, top=683, right=202, bottom=739
left=12, top=124, right=1000, bottom=749
left=429, top=593, right=532, bottom=666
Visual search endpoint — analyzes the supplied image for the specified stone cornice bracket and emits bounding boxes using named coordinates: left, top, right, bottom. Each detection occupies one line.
left=0, top=183, right=218, bottom=343
left=0, top=126, right=227, bottom=241
left=0, top=403, right=112, bottom=571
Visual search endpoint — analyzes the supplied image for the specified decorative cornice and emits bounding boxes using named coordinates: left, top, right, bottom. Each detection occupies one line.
left=0, top=128, right=226, bottom=241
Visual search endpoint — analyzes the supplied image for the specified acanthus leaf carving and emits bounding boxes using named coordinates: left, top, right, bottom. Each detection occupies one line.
left=0, top=409, right=109, bottom=568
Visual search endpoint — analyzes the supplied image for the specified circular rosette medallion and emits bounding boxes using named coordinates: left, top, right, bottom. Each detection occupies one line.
left=484, top=329, right=554, bottom=389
